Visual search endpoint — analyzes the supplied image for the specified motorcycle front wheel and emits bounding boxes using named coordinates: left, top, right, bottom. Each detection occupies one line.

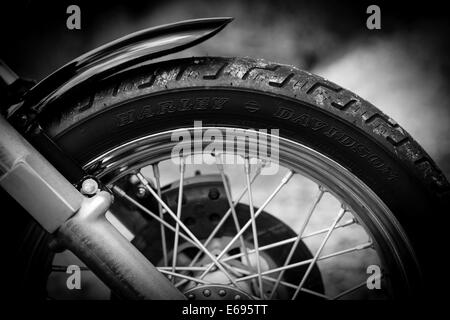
left=13, top=57, right=449, bottom=299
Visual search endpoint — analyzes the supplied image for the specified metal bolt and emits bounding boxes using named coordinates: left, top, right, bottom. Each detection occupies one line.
left=208, top=188, right=220, bottom=200
left=136, top=186, right=146, bottom=198
left=218, top=289, right=226, bottom=297
left=234, top=294, right=241, bottom=300
left=81, top=178, right=98, bottom=195
left=203, top=289, right=211, bottom=297
left=19, top=114, right=28, bottom=126
left=187, top=293, right=195, bottom=300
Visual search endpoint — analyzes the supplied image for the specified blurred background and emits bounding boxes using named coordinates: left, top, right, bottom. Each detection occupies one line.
left=1, top=0, right=449, bottom=299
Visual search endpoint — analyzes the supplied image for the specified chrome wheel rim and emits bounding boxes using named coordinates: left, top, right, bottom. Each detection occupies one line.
left=49, top=126, right=419, bottom=299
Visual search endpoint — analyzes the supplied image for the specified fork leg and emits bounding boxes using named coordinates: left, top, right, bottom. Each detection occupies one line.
left=54, top=192, right=185, bottom=299
left=0, top=115, right=184, bottom=299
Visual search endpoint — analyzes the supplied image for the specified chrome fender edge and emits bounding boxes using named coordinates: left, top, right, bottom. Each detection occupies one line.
left=12, top=17, right=233, bottom=118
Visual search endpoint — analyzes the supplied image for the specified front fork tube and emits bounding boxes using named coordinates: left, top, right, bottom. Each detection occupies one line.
left=54, top=192, right=185, bottom=299
left=0, top=115, right=184, bottom=299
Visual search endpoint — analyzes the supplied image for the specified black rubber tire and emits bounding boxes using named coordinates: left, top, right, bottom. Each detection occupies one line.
left=14, top=57, right=449, bottom=299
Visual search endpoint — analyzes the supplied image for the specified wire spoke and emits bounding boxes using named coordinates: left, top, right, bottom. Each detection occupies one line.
left=265, top=277, right=329, bottom=299
left=302, top=218, right=356, bottom=239
left=153, top=163, right=169, bottom=267
left=291, top=207, right=346, bottom=300
left=244, top=157, right=264, bottom=298
left=171, top=158, right=185, bottom=282
left=113, top=180, right=371, bottom=300
left=175, top=164, right=262, bottom=287
left=216, top=154, right=252, bottom=270
left=222, top=261, right=329, bottom=300
left=158, top=270, right=209, bottom=285
left=135, top=171, right=238, bottom=286
left=220, top=218, right=357, bottom=263
left=223, top=236, right=297, bottom=262
left=114, top=182, right=234, bottom=280
left=332, top=274, right=382, bottom=300
left=106, top=147, right=381, bottom=301
left=269, top=187, right=324, bottom=299
left=112, top=186, right=196, bottom=247
left=157, top=266, right=208, bottom=271
left=198, top=170, right=294, bottom=280
left=185, top=162, right=262, bottom=266
left=175, top=162, right=263, bottom=288
left=233, top=241, right=372, bottom=282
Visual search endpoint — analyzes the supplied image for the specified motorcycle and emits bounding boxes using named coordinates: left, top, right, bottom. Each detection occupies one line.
left=1, top=17, right=448, bottom=300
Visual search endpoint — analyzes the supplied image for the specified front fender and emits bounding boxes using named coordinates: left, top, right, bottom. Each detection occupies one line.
left=12, top=17, right=233, bottom=121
